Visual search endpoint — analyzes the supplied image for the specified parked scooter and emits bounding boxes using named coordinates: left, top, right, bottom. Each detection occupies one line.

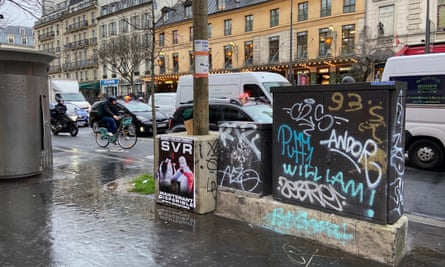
left=50, top=100, right=79, bottom=137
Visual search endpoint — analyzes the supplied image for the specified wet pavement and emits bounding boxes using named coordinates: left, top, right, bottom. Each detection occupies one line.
left=1, top=146, right=445, bottom=266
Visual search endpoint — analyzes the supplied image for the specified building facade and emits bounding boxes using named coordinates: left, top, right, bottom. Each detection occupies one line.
left=33, top=0, right=445, bottom=99
left=0, top=25, right=35, bottom=49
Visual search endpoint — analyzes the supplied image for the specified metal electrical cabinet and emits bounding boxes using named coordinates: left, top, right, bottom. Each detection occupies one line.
left=271, top=82, right=406, bottom=224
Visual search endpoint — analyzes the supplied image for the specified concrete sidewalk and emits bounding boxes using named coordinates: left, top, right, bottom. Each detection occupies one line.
left=1, top=147, right=444, bottom=266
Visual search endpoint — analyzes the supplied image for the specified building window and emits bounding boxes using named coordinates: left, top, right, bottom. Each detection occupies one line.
left=163, top=11, right=169, bottom=22
left=224, top=45, right=233, bottom=68
left=109, top=22, right=117, bottom=36
left=159, top=54, right=166, bottom=74
left=172, top=30, right=179, bottom=44
left=298, top=2, right=308, bottom=21
left=269, top=36, right=279, bottom=62
left=378, top=5, right=394, bottom=36
left=100, top=24, right=107, bottom=38
left=217, top=0, right=226, bottom=10
left=343, top=0, right=355, bottom=13
left=159, top=32, right=165, bottom=47
left=319, top=28, right=330, bottom=57
left=245, top=15, right=253, bottom=32
left=341, top=24, right=355, bottom=55
left=20, top=28, right=25, bottom=35
left=8, top=35, right=14, bottom=43
left=224, top=19, right=232, bottom=36
left=439, top=4, right=445, bottom=32
left=185, top=5, right=192, bottom=18
left=189, top=27, right=193, bottom=41
left=131, top=15, right=140, bottom=30
left=143, top=13, right=150, bottom=28
left=119, top=19, right=128, bottom=33
left=297, top=31, right=308, bottom=58
left=189, top=50, right=194, bottom=71
left=209, top=48, right=213, bottom=70
left=244, top=41, right=253, bottom=65
left=321, top=0, right=332, bottom=17
left=173, top=53, right=179, bottom=73
left=208, top=23, right=212, bottom=39
left=270, top=9, right=279, bottom=27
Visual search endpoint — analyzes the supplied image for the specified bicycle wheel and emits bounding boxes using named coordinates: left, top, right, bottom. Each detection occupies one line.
left=96, top=132, right=110, bottom=147
left=118, top=124, right=137, bottom=149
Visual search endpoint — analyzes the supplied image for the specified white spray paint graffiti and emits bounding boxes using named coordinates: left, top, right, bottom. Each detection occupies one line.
left=277, top=176, right=347, bottom=211
left=319, top=129, right=383, bottom=189
left=219, top=122, right=261, bottom=161
left=218, top=166, right=261, bottom=192
left=282, top=98, right=349, bottom=135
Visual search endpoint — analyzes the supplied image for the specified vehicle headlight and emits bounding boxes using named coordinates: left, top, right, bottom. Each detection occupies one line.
left=70, top=115, right=78, bottom=121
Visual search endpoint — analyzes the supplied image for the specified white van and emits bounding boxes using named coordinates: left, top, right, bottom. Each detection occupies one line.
left=175, top=72, right=291, bottom=108
left=148, top=92, right=177, bottom=118
left=382, top=53, right=445, bottom=170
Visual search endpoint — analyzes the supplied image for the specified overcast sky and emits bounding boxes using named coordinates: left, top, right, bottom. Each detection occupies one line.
left=0, top=1, right=39, bottom=27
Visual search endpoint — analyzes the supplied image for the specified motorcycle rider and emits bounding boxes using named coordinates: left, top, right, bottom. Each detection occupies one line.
left=53, top=96, right=68, bottom=129
left=102, top=96, right=120, bottom=136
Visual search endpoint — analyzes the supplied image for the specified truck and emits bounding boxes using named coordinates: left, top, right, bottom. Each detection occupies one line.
left=381, top=53, right=445, bottom=170
left=175, top=72, right=291, bottom=108
left=48, top=79, right=91, bottom=110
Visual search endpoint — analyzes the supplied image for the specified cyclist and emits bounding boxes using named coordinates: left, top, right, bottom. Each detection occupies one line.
left=102, top=96, right=120, bottom=136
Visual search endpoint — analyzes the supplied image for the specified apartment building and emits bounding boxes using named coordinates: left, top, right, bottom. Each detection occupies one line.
left=34, top=0, right=99, bottom=101
left=0, top=25, right=35, bottom=49
left=152, top=0, right=366, bottom=89
left=33, top=0, right=445, bottom=98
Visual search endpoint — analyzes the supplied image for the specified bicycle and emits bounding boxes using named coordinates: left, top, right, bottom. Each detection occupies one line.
left=95, top=114, right=138, bottom=149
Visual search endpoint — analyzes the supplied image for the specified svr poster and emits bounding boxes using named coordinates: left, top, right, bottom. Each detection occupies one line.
left=157, top=136, right=195, bottom=209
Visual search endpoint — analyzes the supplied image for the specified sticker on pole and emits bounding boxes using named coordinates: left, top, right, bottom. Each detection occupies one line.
left=194, top=40, right=209, bottom=78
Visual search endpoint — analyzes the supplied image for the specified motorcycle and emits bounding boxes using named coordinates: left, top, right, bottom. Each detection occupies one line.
left=50, top=105, right=79, bottom=137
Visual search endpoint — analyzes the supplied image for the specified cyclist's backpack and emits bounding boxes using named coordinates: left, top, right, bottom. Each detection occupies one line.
left=97, top=102, right=106, bottom=118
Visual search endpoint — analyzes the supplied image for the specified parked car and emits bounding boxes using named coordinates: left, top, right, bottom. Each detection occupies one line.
left=168, top=98, right=272, bottom=133
left=148, top=92, right=177, bottom=118
left=65, top=102, right=89, bottom=127
left=89, top=100, right=170, bottom=136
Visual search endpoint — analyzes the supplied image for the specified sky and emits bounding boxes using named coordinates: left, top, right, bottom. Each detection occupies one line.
left=0, top=1, right=39, bottom=27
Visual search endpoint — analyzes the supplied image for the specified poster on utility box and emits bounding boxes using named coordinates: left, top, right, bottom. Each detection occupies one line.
left=157, top=136, right=195, bottom=210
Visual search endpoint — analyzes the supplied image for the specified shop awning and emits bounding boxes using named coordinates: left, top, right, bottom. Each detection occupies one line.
left=395, top=43, right=445, bottom=56
left=79, top=81, right=100, bottom=90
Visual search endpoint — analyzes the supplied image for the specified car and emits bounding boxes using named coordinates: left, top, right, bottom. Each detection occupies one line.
left=148, top=93, right=177, bottom=118
left=65, top=102, right=89, bottom=127
left=89, top=100, right=170, bottom=136
left=168, top=98, right=272, bottom=133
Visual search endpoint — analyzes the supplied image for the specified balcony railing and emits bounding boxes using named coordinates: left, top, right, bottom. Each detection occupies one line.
left=63, top=58, right=98, bottom=71
left=64, top=38, right=98, bottom=50
left=38, top=31, right=55, bottom=41
left=66, top=20, right=89, bottom=33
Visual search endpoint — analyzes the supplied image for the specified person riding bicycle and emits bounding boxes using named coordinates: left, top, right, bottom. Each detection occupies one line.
left=102, top=96, right=120, bottom=136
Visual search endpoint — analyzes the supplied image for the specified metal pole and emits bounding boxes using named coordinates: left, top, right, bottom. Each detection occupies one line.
left=425, top=0, right=430, bottom=53
left=289, top=0, right=294, bottom=85
left=192, top=0, right=209, bottom=135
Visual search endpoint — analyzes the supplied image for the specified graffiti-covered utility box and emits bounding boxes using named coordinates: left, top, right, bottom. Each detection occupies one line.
left=218, top=122, right=272, bottom=196
left=271, top=81, right=406, bottom=224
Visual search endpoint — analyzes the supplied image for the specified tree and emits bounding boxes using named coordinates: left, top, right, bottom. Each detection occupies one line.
left=347, top=25, right=394, bottom=82
left=96, top=32, right=152, bottom=94
left=0, top=0, right=42, bottom=25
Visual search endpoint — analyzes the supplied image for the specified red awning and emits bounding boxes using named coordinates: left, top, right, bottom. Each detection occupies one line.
left=395, top=43, right=445, bottom=56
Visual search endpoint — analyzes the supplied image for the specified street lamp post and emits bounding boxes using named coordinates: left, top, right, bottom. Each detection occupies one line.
left=425, top=0, right=431, bottom=53
left=289, top=0, right=294, bottom=85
